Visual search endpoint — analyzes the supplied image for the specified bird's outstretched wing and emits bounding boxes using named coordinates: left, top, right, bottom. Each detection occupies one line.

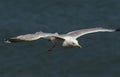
left=67, top=27, right=118, bottom=39
left=5, top=31, right=64, bottom=43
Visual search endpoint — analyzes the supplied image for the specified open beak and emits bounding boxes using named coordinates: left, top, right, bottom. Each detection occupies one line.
left=77, top=44, right=82, bottom=48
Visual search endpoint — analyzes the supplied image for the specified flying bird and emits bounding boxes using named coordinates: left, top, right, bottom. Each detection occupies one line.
left=5, top=27, right=120, bottom=51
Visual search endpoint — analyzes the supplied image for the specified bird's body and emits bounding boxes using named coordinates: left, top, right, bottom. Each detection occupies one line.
left=5, top=27, right=120, bottom=51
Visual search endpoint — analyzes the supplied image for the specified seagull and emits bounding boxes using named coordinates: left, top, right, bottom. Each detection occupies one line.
left=5, top=27, right=120, bottom=51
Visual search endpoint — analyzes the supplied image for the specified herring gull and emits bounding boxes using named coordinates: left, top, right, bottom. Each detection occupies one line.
left=5, top=27, right=120, bottom=51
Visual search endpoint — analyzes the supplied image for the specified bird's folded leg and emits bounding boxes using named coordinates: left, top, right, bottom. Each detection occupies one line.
left=48, top=45, right=55, bottom=52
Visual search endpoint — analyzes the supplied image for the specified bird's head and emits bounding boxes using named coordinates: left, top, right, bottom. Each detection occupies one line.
left=63, top=39, right=82, bottom=48
left=71, top=40, right=82, bottom=48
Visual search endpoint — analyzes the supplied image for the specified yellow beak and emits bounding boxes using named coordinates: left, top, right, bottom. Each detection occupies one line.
left=77, top=44, right=82, bottom=48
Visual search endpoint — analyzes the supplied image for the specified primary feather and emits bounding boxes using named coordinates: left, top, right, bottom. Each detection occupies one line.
left=5, top=31, right=61, bottom=43
left=67, top=27, right=115, bottom=38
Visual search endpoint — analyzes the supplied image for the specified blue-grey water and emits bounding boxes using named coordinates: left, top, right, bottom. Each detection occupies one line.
left=0, top=0, right=120, bottom=77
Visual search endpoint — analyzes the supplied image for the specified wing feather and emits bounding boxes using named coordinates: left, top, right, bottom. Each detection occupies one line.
left=67, top=27, right=115, bottom=38
left=5, top=31, right=63, bottom=43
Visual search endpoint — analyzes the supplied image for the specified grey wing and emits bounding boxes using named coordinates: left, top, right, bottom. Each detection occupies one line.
left=5, top=31, right=62, bottom=43
left=67, top=27, right=115, bottom=39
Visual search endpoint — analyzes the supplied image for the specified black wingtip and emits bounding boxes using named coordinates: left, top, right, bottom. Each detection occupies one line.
left=4, top=38, right=26, bottom=43
left=115, top=28, right=120, bottom=32
left=4, top=38, right=11, bottom=43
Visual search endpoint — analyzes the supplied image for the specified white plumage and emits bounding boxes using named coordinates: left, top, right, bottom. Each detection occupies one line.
left=5, top=27, right=119, bottom=51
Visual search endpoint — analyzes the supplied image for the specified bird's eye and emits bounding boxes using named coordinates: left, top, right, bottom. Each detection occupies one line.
left=72, top=42, right=75, bottom=45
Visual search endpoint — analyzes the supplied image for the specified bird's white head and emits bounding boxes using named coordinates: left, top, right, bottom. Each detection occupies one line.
left=63, top=39, right=82, bottom=48
left=71, top=40, right=82, bottom=48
